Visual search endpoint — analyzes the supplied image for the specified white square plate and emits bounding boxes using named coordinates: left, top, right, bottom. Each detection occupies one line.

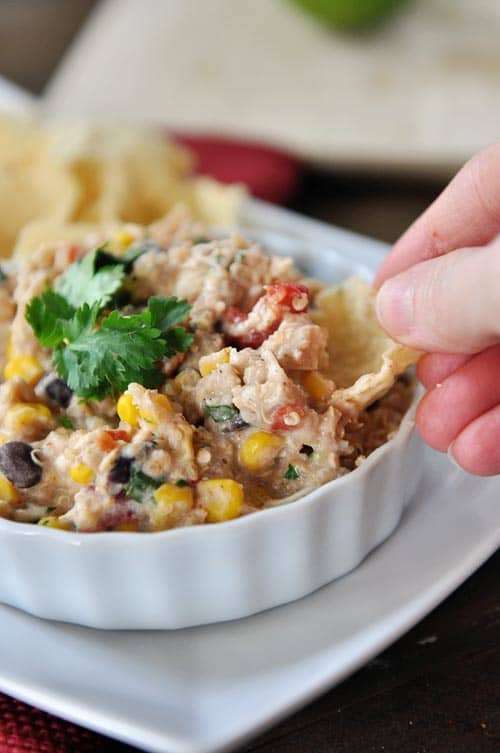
left=0, top=201, right=498, bottom=753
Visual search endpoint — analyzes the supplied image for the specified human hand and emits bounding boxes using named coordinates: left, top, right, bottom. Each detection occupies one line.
left=374, top=143, right=500, bottom=475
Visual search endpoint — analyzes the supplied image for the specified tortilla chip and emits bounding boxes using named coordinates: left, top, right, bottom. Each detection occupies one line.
left=0, top=118, right=79, bottom=257
left=48, top=123, right=243, bottom=227
left=311, top=277, right=419, bottom=410
left=0, top=117, right=243, bottom=258
left=12, top=220, right=120, bottom=258
left=49, top=123, right=194, bottom=224
left=178, top=177, right=245, bottom=227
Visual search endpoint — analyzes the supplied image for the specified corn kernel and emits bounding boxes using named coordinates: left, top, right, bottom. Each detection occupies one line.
left=0, top=473, right=20, bottom=503
left=154, top=482, right=193, bottom=508
left=4, top=403, right=53, bottom=438
left=197, top=478, right=243, bottom=522
left=173, top=369, right=199, bottom=390
left=38, top=516, right=71, bottom=530
left=239, top=431, right=284, bottom=471
left=156, top=394, right=172, bottom=411
left=117, top=393, right=139, bottom=427
left=4, top=355, right=44, bottom=386
left=115, top=522, right=140, bottom=532
left=302, top=371, right=332, bottom=402
left=199, top=347, right=231, bottom=377
left=70, top=464, right=95, bottom=484
left=113, top=228, right=136, bottom=251
left=138, top=393, right=172, bottom=425
left=150, top=482, right=193, bottom=529
left=0, top=433, right=7, bottom=444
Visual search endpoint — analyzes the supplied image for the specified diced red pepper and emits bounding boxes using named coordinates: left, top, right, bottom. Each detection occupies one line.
left=224, top=307, right=275, bottom=348
left=230, top=328, right=273, bottom=349
left=241, top=329, right=271, bottom=348
left=107, top=430, right=131, bottom=442
left=67, top=244, right=81, bottom=264
left=98, top=429, right=131, bottom=453
left=266, top=284, right=310, bottom=313
left=271, top=403, right=306, bottom=430
left=224, top=284, right=309, bottom=350
left=98, top=433, right=117, bottom=452
left=225, top=306, right=248, bottom=325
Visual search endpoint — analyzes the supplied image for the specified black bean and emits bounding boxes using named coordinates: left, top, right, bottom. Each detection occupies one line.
left=0, top=441, right=42, bottom=488
left=300, top=444, right=314, bottom=456
left=109, top=456, right=132, bottom=484
left=45, top=378, right=73, bottom=408
left=221, top=415, right=249, bottom=432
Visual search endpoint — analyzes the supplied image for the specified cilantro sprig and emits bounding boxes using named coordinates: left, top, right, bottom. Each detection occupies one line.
left=57, top=248, right=124, bottom=309
left=26, top=256, right=193, bottom=401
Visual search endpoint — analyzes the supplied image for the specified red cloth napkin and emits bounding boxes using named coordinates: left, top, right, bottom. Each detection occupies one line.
left=0, top=136, right=301, bottom=752
left=0, top=693, right=140, bottom=753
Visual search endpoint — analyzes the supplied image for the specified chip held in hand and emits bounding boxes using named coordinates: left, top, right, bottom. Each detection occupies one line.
left=311, top=277, right=420, bottom=410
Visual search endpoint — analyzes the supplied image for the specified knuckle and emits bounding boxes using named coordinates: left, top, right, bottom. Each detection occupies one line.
left=466, top=143, right=500, bottom=228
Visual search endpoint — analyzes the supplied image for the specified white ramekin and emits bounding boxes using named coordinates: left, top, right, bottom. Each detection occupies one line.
left=0, top=201, right=423, bottom=629
left=0, top=390, right=422, bottom=629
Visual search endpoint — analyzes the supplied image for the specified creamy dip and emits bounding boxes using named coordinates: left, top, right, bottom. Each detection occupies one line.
left=0, top=214, right=412, bottom=532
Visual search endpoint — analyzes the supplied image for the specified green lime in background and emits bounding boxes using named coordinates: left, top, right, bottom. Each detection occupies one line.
left=288, top=0, right=409, bottom=31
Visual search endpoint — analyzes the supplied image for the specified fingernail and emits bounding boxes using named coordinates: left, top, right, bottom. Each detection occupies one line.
left=376, top=275, right=414, bottom=337
left=447, top=443, right=462, bottom=470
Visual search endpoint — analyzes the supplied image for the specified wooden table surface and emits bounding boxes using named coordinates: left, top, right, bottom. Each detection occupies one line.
left=0, top=3, right=498, bottom=752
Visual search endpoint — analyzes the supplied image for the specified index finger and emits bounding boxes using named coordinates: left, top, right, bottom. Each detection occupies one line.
left=374, top=142, right=500, bottom=288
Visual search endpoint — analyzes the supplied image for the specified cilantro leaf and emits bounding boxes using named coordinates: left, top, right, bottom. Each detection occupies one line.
left=125, top=468, right=162, bottom=503
left=54, top=310, right=166, bottom=401
left=126, top=296, right=193, bottom=357
left=162, top=326, right=193, bottom=357
left=205, top=404, right=240, bottom=422
left=147, top=295, right=191, bottom=329
left=61, top=302, right=99, bottom=343
left=25, top=290, right=75, bottom=347
left=58, top=416, right=74, bottom=429
left=57, top=249, right=125, bottom=309
left=284, top=463, right=299, bottom=480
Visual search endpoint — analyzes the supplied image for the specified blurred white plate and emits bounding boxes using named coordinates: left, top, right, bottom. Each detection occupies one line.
left=0, top=202, right=498, bottom=752
left=0, top=447, right=497, bottom=753
left=0, top=75, right=35, bottom=114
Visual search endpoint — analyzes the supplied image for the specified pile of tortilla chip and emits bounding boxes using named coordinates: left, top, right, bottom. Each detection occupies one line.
left=311, top=277, right=419, bottom=412
left=0, top=115, right=243, bottom=258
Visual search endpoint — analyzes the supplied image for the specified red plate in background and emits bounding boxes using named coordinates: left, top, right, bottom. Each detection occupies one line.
left=171, top=132, right=302, bottom=205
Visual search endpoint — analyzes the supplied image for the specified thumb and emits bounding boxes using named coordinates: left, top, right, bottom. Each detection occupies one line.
left=375, top=239, right=500, bottom=354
